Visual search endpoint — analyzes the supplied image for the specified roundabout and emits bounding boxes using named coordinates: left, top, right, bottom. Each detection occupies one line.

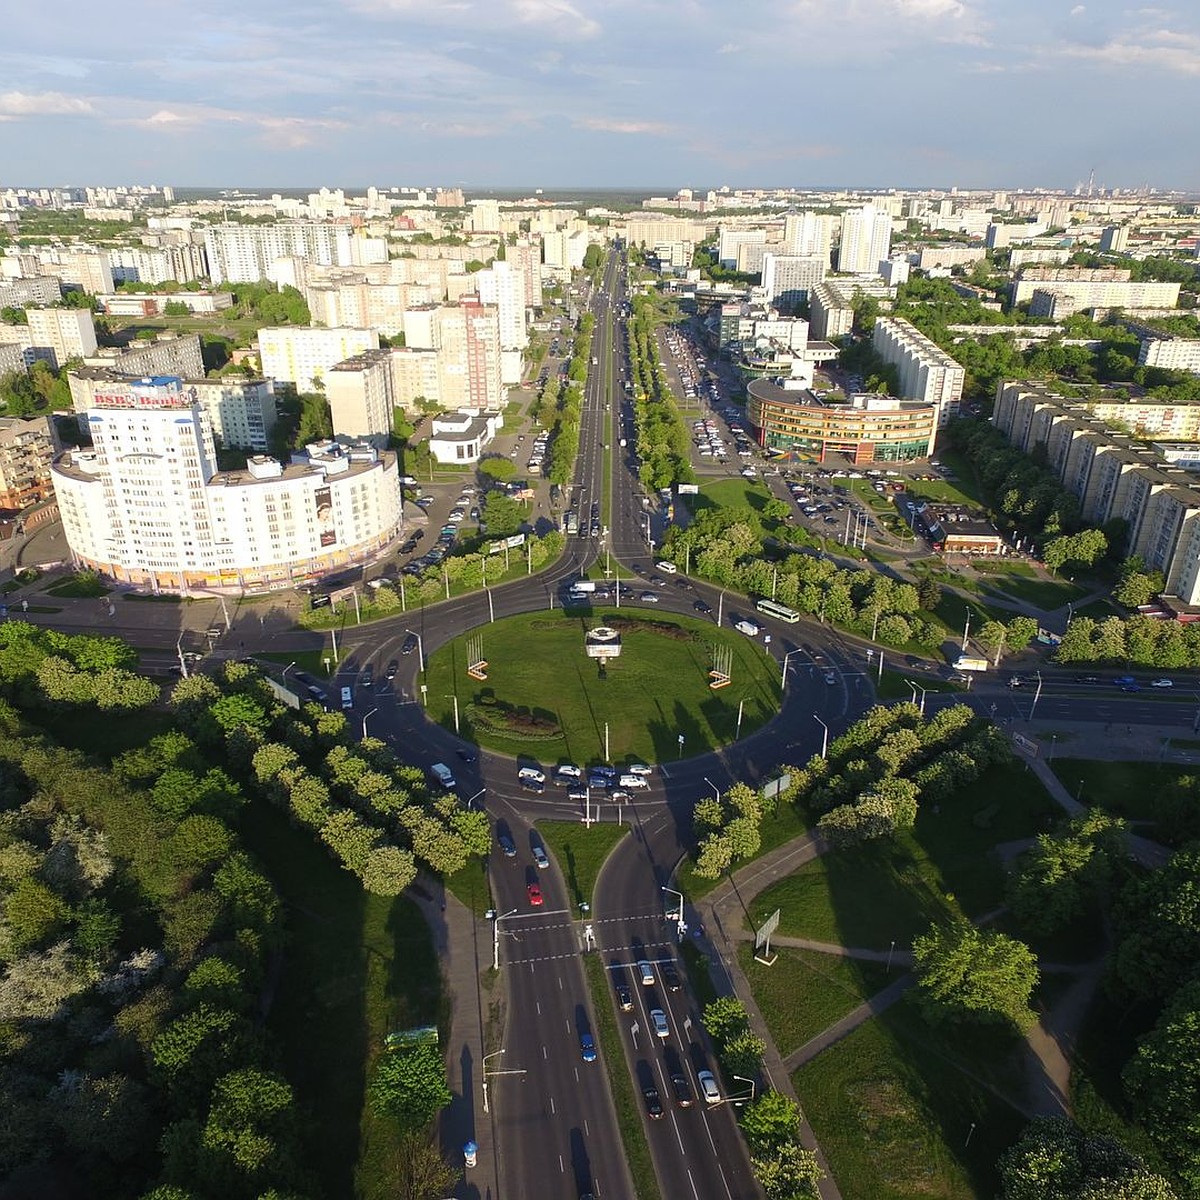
left=422, top=607, right=783, bottom=764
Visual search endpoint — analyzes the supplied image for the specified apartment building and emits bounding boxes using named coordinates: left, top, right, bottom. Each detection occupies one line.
left=783, top=212, right=834, bottom=262
left=1011, top=267, right=1181, bottom=309
left=53, top=376, right=401, bottom=592
left=872, top=317, right=964, bottom=427
left=475, top=259, right=528, bottom=383
left=761, top=254, right=826, bottom=310
left=84, top=333, right=205, bottom=380
left=0, top=415, right=55, bottom=509
left=1138, top=335, right=1200, bottom=374
left=68, top=368, right=277, bottom=452
left=809, top=278, right=894, bottom=341
left=204, top=222, right=382, bottom=284
left=837, top=205, right=892, bottom=274
left=717, top=229, right=766, bottom=270
left=0, top=277, right=61, bottom=309
left=326, top=349, right=395, bottom=443
left=26, top=307, right=98, bottom=368
left=994, top=381, right=1200, bottom=604
left=258, top=326, right=379, bottom=392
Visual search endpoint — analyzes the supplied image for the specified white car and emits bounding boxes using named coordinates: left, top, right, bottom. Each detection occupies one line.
left=517, top=766, right=546, bottom=784
left=697, top=1070, right=720, bottom=1105
left=654, top=560, right=677, bottom=574
left=627, top=763, right=653, bottom=776
left=734, top=619, right=761, bottom=637
left=650, top=1009, right=670, bottom=1039
left=1151, top=678, right=1174, bottom=688
left=617, top=774, right=649, bottom=789
left=554, top=764, right=582, bottom=779
left=532, top=846, right=550, bottom=869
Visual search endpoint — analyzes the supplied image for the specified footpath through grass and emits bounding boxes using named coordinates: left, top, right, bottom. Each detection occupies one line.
left=537, top=819, right=628, bottom=909
left=793, top=996, right=1027, bottom=1200
left=239, top=801, right=442, bottom=1200
left=583, top=954, right=662, bottom=1200
left=739, top=944, right=892, bottom=1058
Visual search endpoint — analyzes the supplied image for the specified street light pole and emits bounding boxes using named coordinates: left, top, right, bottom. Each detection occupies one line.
left=814, top=714, right=829, bottom=759
left=405, top=628, right=425, bottom=674
left=361, top=707, right=378, bottom=740
left=781, top=648, right=804, bottom=689
left=730, top=1075, right=756, bottom=1106
left=176, top=632, right=189, bottom=679
left=489, top=907, right=518, bottom=972
left=703, top=777, right=720, bottom=802
left=661, top=886, right=685, bottom=941
left=482, top=1049, right=505, bottom=1115
left=445, top=694, right=460, bottom=734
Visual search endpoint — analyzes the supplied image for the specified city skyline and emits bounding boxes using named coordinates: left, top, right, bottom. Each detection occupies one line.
left=1, top=0, right=1198, bottom=189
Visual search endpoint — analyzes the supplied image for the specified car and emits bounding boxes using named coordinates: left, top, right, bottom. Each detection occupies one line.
left=580, top=1032, right=597, bottom=1063
left=532, top=845, right=550, bottom=870
left=670, top=1073, right=694, bottom=1107
left=609, top=789, right=631, bottom=802
left=627, top=763, right=653, bottom=776
left=446, top=509, right=465, bottom=523
left=643, top=1085, right=664, bottom=1120
left=401, top=633, right=419, bottom=656
left=555, top=763, right=582, bottom=779
left=638, top=591, right=659, bottom=603
left=410, top=528, right=425, bottom=541
left=615, top=981, right=633, bottom=1011
left=414, top=496, right=434, bottom=509
left=385, top=659, right=399, bottom=681
left=567, top=786, right=589, bottom=802
left=638, top=959, right=655, bottom=985
left=340, top=686, right=353, bottom=711
left=697, top=1070, right=720, bottom=1105
left=526, top=882, right=544, bottom=906
left=359, top=665, right=374, bottom=689
left=1121, top=682, right=1142, bottom=693
left=734, top=619, right=761, bottom=637
left=1151, top=678, right=1174, bottom=688
left=518, top=766, right=547, bottom=784
left=521, top=778, right=545, bottom=794
left=587, top=771, right=612, bottom=790
left=618, top=774, right=649, bottom=789
left=654, top=560, right=677, bottom=574
left=456, top=747, right=478, bottom=763
left=650, top=1009, right=669, bottom=1039
left=823, top=669, right=837, bottom=686
left=661, top=962, right=681, bottom=992
left=497, top=833, right=517, bottom=858
left=693, top=599, right=712, bottom=615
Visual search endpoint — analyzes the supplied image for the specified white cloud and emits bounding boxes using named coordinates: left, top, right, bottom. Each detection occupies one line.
left=716, top=41, right=741, bottom=54
left=0, top=90, right=94, bottom=118
left=513, top=0, right=600, bottom=37
left=1059, top=26, right=1200, bottom=73
left=1070, top=4, right=1086, bottom=14
left=575, top=116, right=669, bottom=134
left=891, top=0, right=968, bottom=19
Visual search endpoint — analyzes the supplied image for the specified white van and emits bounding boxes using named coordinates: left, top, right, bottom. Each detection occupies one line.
left=618, top=774, right=649, bottom=789
left=734, top=619, right=761, bottom=637
left=430, top=762, right=456, bottom=790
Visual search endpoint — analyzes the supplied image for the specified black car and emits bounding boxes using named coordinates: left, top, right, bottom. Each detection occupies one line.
left=400, top=539, right=418, bottom=555
left=456, top=747, right=478, bottom=763
left=670, top=1074, right=694, bottom=1107
left=661, top=962, right=681, bottom=992
left=359, top=665, right=374, bottom=689
left=642, top=1085, right=664, bottom=1120
left=615, top=981, right=633, bottom=1012
left=693, top=599, right=712, bottom=614
left=385, top=659, right=399, bottom=681
left=401, top=633, right=419, bottom=656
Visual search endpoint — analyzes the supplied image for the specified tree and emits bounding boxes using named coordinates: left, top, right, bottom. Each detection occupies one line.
left=741, top=1090, right=802, bottom=1153
left=722, top=1029, right=766, bottom=1077
left=478, top=455, right=516, bottom=482
left=1006, top=615, right=1040, bottom=652
left=390, top=1128, right=459, bottom=1200
left=55, top=1072, right=151, bottom=1166
left=202, top=1067, right=298, bottom=1177
left=482, top=490, right=527, bottom=537
left=694, top=831, right=733, bottom=878
left=752, top=1141, right=823, bottom=1200
left=5, top=876, right=69, bottom=952
left=360, top=845, right=417, bottom=895
left=0, top=940, right=96, bottom=1020
left=367, top=1044, right=452, bottom=1130
left=912, top=921, right=1039, bottom=1030
left=1115, top=570, right=1161, bottom=610
left=703, top=996, right=750, bottom=1046
left=1124, top=980, right=1200, bottom=1185
left=917, top=576, right=943, bottom=611
left=999, top=1116, right=1177, bottom=1200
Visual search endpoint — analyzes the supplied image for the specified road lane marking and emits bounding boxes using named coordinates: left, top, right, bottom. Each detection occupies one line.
left=686, top=1168, right=701, bottom=1200
left=550, top=1095, right=556, bottom=1115
left=542, top=1045, right=548, bottom=1060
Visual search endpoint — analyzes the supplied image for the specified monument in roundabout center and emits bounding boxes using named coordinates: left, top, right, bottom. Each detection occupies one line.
left=584, top=626, right=622, bottom=678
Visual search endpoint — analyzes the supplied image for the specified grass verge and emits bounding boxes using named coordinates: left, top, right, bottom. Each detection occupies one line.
left=443, top=857, right=493, bottom=917
left=793, top=997, right=1027, bottom=1199
left=980, top=574, right=1084, bottom=611
left=239, top=800, right=442, bottom=1200
left=1052, top=757, right=1200, bottom=845
left=739, top=944, right=892, bottom=1058
left=583, top=954, right=662, bottom=1200
left=537, top=820, right=628, bottom=910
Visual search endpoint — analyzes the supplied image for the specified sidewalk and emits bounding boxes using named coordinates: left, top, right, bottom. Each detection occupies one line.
left=693, top=832, right=844, bottom=1200
left=410, top=880, right=499, bottom=1200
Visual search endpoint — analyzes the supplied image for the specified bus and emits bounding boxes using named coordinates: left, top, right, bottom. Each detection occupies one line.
left=755, top=598, right=801, bottom=624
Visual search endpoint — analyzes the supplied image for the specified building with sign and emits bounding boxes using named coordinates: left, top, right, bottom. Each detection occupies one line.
left=52, top=376, right=400, bottom=592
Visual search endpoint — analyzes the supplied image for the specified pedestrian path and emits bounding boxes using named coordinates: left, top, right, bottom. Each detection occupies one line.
left=409, top=880, right=498, bottom=1200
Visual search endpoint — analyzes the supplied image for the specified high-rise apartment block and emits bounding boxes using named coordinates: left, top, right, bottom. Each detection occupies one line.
left=761, top=254, right=826, bottom=311
left=204, top=222, right=384, bottom=284
left=326, top=349, right=396, bottom=443
left=0, top=416, right=55, bottom=509
left=53, top=376, right=401, bottom=592
left=26, top=307, right=98, bottom=368
left=1099, top=225, right=1130, bottom=253
left=1138, top=336, right=1200, bottom=374
left=1011, top=267, right=1180, bottom=309
left=258, top=327, right=380, bottom=393
left=837, top=205, right=892, bottom=274
left=872, top=317, right=964, bottom=427
left=783, top=212, right=834, bottom=262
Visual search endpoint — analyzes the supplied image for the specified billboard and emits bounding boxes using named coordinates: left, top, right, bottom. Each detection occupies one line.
left=314, top=486, right=336, bottom=547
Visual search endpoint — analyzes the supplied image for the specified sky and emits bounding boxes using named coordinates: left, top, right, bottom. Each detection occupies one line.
left=1, top=0, right=1197, bottom=191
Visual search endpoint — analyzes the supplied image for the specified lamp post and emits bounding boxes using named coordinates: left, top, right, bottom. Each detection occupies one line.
left=703, top=777, right=721, bottom=803
left=482, top=1048, right=505, bottom=1115
left=465, top=787, right=485, bottom=810
left=446, top=693, right=460, bottom=734
left=814, top=714, right=829, bottom=760
left=907, top=680, right=928, bottom=716
left=361, top=707, right=378, bottom=740
left=662, top=886, right=685, bottom=942
left=781, top=648, right=805, bottom=689
left=677, top=733, right=685, bottom=759
left=282, top=660, right=297, bottom=682
left=730, top=1075, right=756, bottom=1107
left=175, top=632, right=189, bottom=679
left=488, top=907, right=519, bottom=972
left=405, top=628, right=425, bottom=673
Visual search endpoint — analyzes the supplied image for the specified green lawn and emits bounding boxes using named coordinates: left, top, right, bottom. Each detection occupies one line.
left=904, top=477, right=982, bottom=507
left=793, top=998, right=1027, bottom=1200
left=747, top=763, right=1058, bottom=948
left=424, top=609, right=782, bottom=763
left=980, top=574, right=1085, bottom=612
left=739, top=944, right=892, bottom=1057
left=238, top=800, right=442, bottom=1200
left=583, top=954, right=661, bottom=1200
left=876, top=669, right=955, bottom=702
left=443, top=857, right=493, bottom=917
left=932, top=590, right=1007, bottom=638
left=537, top=820, right=629, bottom=909
left=44, top=574, right=111, bottom=598
left=1071, top=599, right=1122, bottom=622
left=689, top=477, right=773, bottom=516
left=1052, top=757, right=1200, bottom=845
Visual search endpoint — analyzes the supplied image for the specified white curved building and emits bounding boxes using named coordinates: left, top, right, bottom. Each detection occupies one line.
left=53, top=375, right=401, bottom=593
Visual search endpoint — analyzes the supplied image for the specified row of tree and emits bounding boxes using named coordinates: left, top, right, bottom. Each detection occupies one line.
left=0, top=679, right=308, bottom=1197
left=545, top=313, right=594, bottom=485
left=1054, top=613, right=1200, bottom=668
left=626, top=296, right=696, bottom=490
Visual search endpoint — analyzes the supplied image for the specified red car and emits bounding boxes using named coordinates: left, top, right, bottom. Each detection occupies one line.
left=527, top=882, right=544, bottom=907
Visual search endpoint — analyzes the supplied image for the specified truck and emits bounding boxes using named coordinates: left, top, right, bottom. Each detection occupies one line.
left=562, top=511, right=578, bottom=535
left=429, top=762, right=456, bottom=791
left=570, top=579, right=596, bottom=594
left=953, top=655, right=989, bottom=672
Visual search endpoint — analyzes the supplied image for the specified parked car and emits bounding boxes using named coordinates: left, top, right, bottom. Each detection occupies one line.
left=518, top=766, right=546, bottom=784
left=580, top=1032, right=597, bottom=1063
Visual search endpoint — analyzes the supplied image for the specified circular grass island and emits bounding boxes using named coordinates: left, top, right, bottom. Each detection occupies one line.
left=423, top=608, right=783, bottom=765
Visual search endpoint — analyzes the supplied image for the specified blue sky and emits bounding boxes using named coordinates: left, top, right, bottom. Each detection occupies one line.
left=1, top=0, right=1197, bottom=189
